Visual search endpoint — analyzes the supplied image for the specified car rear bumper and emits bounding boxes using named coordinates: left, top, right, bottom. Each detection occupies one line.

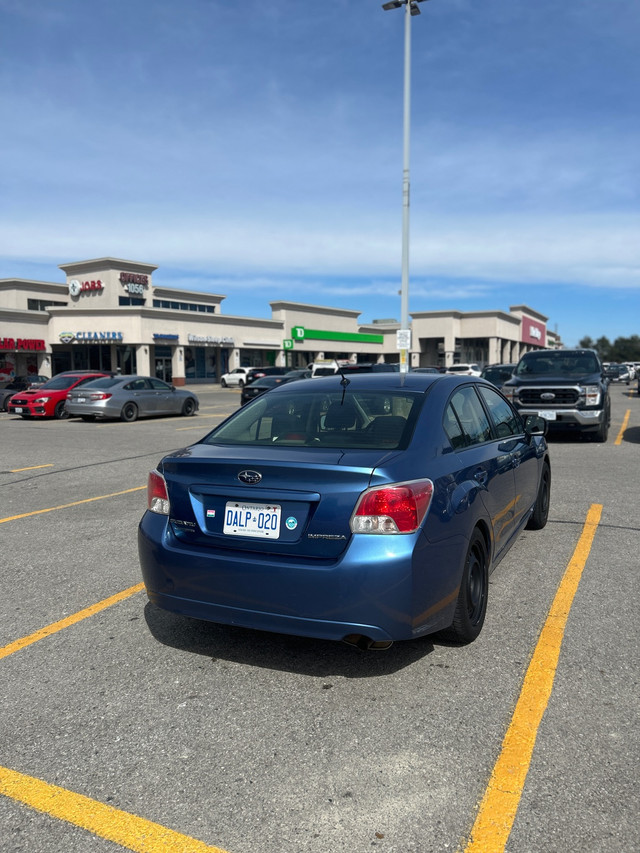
left=138, top=512, right=461, bottom=643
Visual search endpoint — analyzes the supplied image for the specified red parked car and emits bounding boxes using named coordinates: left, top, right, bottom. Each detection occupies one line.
left=7, top=371, right=111, bottom=419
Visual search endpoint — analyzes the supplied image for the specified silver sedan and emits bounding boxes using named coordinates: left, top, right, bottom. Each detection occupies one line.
left=65, top=376, right=199, bottom=422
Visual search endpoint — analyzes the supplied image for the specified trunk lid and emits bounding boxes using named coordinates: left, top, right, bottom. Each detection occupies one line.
left=161, top=444, right=398, bottom=559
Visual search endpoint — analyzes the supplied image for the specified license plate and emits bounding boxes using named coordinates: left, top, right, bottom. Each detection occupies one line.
left=538, top=410, right=556, bottom=421
left=76, top=397, right=86, bottom=403
left=223, top=502, right=281, bottom=538
left=14, top=407, right=23, bottom=413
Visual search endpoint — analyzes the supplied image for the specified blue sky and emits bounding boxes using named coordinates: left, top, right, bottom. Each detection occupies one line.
left=1, top=0, right=638, bottom=346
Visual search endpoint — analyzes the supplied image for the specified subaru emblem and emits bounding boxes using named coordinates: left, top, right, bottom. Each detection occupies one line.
left=238, top=470, right=262, bottom=485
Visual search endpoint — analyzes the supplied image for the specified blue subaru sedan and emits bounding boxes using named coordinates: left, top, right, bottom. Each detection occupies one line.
left=138, top=373, right=550, bottom=649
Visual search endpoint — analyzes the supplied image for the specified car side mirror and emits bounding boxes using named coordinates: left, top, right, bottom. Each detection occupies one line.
left=524, top=414, right=548, bottom=437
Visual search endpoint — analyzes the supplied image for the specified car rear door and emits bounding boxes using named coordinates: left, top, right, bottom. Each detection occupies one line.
left=476, top=383, right=541, bottom=530
left=444, top=385, right=518, bottom=559
left=123, top=377, right=158, bottom=414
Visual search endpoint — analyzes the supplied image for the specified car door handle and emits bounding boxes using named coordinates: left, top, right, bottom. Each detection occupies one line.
left=473, top=468, right=488, bottom=486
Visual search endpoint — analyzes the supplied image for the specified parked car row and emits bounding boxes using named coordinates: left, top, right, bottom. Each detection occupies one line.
left=4, top=371, right=199, bottom=422
left=221, top=363, right=482, bottom=389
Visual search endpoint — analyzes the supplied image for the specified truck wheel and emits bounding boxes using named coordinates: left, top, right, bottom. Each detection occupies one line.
left=592, top=419, right=608, bottom=443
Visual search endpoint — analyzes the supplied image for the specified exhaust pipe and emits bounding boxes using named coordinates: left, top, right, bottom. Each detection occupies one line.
left=342, top=633, right=393, bottom=651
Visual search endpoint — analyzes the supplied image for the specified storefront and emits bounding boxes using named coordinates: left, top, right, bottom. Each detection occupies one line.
left=0, top=336, right=48, bottom=380
left=0, top=257, right=558, bottom=385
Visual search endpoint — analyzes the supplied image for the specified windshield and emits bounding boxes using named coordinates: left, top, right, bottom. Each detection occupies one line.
left=515, top=353, right=600, bottom=376
left=202, top=388, right=423, bottom=449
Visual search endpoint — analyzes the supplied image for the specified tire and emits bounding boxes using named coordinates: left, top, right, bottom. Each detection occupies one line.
left=54, top=400, right=69, bottom=420
left=221, top=379, right=227, bottom=388
left=238, top=379, right=244, bottom=387
left=181, top=398, right=196, bottom=417
left=120, top=402, right=138, bottom=422
left=527, top=462, right=550, bottom=530
left=592, top=418, right=608, bottom=443
left=442, top=529, right=489, bottom=644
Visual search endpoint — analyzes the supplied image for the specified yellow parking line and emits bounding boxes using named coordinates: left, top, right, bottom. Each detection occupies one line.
left=463, top=503, right=602, bottom=852
left=0, top=765, right=230, bottom=853
left=9, top=464, right=54, bottom=472
left=615, top=409, right=630, bottom=445
left=0, top=486, right=146, bottom=524
left=0, top=583, right=145, bottom=661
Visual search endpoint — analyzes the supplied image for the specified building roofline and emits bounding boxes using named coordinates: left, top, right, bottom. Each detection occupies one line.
left=58, top=258, right=159, bottom=275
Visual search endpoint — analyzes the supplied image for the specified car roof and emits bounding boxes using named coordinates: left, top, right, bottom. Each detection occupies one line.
left=268, top=371, right=469, bottom=395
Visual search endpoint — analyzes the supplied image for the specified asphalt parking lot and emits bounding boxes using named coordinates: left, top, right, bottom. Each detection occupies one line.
left=1, top=383, right=639, bottom=853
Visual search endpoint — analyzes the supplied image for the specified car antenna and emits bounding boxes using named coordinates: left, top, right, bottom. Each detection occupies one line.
left=337, top=364, right=350, bottom=404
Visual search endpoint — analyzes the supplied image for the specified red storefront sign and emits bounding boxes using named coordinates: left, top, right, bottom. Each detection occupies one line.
left=0, top=338, right=46, bottom=351
left=521, top=319, right=546, bottom=346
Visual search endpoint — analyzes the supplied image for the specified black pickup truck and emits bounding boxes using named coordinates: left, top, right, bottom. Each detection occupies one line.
left=502, top=349, right=611, bottom=442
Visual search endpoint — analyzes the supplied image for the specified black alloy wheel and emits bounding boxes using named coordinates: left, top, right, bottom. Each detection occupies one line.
left=120, top=402, right=138, bottom=422
left=54, top=400, right=69, bottom=419
left=442, top=529, right=489, bottom=644
left=527, top=462, right=551, bottom=530
left=181, top=398, right=196, bottom=416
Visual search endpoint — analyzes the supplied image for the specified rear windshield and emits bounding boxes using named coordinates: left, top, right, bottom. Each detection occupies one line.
left=202, top=388, right=423, bottom=449
left=78, top=377, right=123, bottom=389
left=515, top=353, right=599, bottom=376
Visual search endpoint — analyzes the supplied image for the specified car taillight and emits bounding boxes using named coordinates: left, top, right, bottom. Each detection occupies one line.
left=350, top=479, right=433, bottom=534
left=88, top=393, right=112, bottom=400
left=147, top=470, right=170, bottom=515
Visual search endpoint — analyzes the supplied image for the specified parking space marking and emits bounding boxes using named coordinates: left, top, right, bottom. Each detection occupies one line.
left=0, top=485, right=146, bottom=524
left=464, top=503, right=603, bottom=853
left=615, top=409, right=630, bottom=445
left=0, top=583, right=145, bottom=661
left=9, top=464, right=54, bottom=472
left=0, top=765, right=230, bottom=853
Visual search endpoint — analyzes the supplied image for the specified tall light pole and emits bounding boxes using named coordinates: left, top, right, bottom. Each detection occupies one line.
left=382, top=0, right=428, bottom=372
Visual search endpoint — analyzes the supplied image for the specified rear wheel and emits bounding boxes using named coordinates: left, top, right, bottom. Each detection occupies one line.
left=441, top=529, right=488, bottom=644
left=220, top=378, right=227, bottom=388
left=181, top=398, right=196, bottom=417
left=120, top=402, right=138, bottom=422
left=54, top=400, right=69, bottom=419
left=527, top=462, right=550, bottom=530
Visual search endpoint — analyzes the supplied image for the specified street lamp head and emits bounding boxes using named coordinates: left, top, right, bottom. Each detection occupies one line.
left=382, top=0, right=428, bottom=9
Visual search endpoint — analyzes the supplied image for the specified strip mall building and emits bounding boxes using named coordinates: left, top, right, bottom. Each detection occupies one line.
left=0, top=257, right=559, bottom=384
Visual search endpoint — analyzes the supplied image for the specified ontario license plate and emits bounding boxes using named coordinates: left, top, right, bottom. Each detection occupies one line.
left=14, top=407, right=23, bottom=413
left=223, top=502, right=281, bottom=538
left=76, top=397, right=86, bottom=403
left=538, top=410, right=557, bottom=421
